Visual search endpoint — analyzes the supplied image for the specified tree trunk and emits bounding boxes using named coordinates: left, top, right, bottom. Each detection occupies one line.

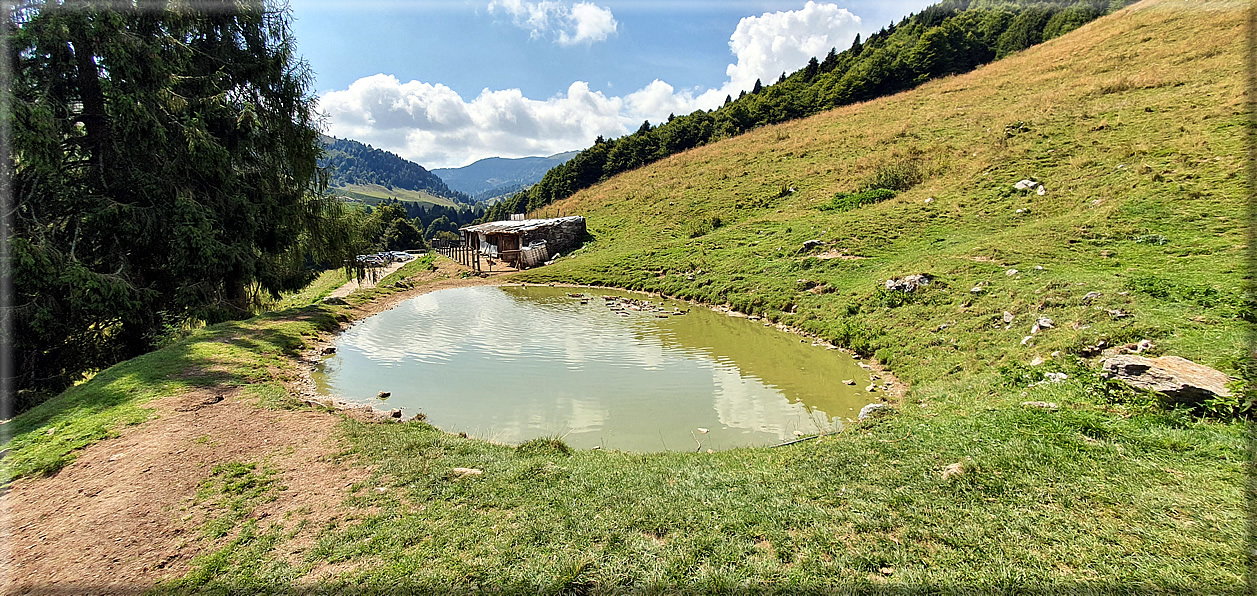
left=66, top=8, right=111, bottom=186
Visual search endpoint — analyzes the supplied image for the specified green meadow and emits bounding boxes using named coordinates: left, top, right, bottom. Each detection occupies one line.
left=3, top=0, right=1248, bottom=592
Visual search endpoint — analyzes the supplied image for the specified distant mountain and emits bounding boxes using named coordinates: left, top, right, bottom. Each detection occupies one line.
left=319, top=136, right=471, bottom=204
left=433, top=151, right=579, bottom=202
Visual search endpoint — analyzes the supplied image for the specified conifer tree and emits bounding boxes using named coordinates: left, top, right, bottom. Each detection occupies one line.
left=803, top=57, right=820, bottom=82
left=8, top=0, right=355, bottom=396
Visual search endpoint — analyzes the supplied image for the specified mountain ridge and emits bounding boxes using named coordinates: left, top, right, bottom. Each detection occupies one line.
left=433, top=151, right=579, bottom=202
left=319, top=136, right=472, bottom=205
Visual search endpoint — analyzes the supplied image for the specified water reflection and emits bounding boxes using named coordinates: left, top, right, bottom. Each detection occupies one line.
left=313, top=285, right=870, bottom=451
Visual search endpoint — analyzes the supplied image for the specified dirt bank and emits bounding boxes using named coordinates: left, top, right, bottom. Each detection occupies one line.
left=0, top=387, right=358, bottom=594
left=0, top=260, right=504, bottom=594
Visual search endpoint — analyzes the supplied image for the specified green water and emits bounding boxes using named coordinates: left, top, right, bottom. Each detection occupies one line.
left=313, top=285, right=875, bottom=451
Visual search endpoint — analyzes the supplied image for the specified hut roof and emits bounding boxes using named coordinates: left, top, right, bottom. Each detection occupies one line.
left=461, top=216, right=584, bottom=235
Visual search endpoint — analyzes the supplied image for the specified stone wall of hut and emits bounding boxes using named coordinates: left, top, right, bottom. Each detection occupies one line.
left=520, top=218, right=587, bottom=257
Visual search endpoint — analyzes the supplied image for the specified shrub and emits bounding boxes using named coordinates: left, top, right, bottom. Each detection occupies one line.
left=862, top=159, right=925, bottom=192
left=1125, top=274, right=1233, bottom=307
left=828, top=319, right=880, bottom=357
left=818, top=188, right=897, bottom=212
left=685, top=216, right=723, bottom=238
left=516, top=436, right=573, bottom=456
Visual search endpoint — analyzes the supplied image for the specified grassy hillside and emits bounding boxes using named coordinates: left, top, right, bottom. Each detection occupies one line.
left=521, top=0, right=1246, bottom=391
left=484, top=0, right=1135, bottom=223
left=330, top=183, right=459, bottom=209
left=320, top=135, right=471, bottom=204
left=2, top=0, right=1247, bottom=592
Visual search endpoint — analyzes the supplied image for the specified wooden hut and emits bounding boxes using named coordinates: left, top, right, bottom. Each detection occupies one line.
left=460, top=216, right=586, bottom=268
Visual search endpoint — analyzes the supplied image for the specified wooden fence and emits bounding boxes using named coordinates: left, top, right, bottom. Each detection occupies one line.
left=431, top=239, right=482, bottom=273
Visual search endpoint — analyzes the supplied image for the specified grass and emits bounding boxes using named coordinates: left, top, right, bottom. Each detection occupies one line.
left=195, top=461, right=285, bottom=540
left=0, top=253, right=445, bottom=483
left=817, top=188, right=898, bottom=212
left=0, top=306, right=346, bottom=483
left=269, top=268, right=351, bottom=311
left=4, top=0, right=1249, bottom=591
left=331, top=183, right=459, bottom=209
left=156, top=398, right=1244, bottom=591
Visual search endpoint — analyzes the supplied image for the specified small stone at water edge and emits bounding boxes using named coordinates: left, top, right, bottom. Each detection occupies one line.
left=843, top=379, right=856, bottom=385
left=857, top=403, right=891, bottom=421
left=794, top=431, right=805, bottom=437
left=377, top=391, right=391, bottom=399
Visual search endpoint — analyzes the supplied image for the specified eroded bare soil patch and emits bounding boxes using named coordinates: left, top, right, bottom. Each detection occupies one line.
left=0, top=264, right=505, bottom=594
left=0, top=388, right=364, bottom=594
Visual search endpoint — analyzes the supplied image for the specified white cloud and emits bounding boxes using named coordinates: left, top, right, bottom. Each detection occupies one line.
left=322, top=3, right=860, bottom=169
left=489, top=0, right=618, bottom=46
left=321, top=74, right=631, bottom=168
left=724, top=1, right=861, bottom=96
left=561, top=2, right=618, bottom=45
left=623, top=80, right=701, bottom=123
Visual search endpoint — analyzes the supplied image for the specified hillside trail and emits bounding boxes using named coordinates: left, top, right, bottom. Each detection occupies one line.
left=0, top=387, right=358, bottom=594
left=326, top=259, right=408, bottom=298
left=0, top=261, right=504, bottom=594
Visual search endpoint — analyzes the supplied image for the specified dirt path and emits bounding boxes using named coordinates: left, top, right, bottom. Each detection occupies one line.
left=326, top=259, right=408, bottom=299
left=0, top=259, right=506, bottom=594
left=0, top=389, right=362, bottom=594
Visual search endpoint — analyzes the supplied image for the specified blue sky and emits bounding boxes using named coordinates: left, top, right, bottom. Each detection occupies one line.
left=290, top=0, right=934, bottom=168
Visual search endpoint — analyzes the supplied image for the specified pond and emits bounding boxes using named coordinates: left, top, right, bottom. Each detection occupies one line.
left=313, top=285, right=876, bottom=452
